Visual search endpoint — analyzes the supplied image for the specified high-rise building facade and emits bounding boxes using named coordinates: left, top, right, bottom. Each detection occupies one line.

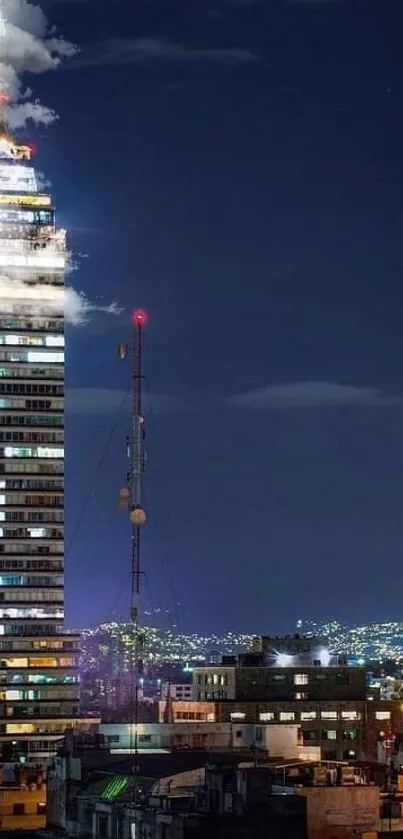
left=0, top=133, right=82, bottom=761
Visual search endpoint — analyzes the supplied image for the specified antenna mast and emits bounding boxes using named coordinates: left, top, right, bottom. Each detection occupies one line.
left=118, top=309, right=147, bottom=783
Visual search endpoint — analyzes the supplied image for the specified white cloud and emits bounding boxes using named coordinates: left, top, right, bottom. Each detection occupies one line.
left=0, top=275, right=122, bottom=326
left=73, top=37, right=257, bottom=68
left=226, top=381, right=403, bottom=409
left=0, top=0, right=78, bottom=128
left=67, top=388, right=182, bottom=415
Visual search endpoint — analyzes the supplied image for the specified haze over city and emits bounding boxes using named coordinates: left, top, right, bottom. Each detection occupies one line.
left=13, top=0, right=402, bottom=634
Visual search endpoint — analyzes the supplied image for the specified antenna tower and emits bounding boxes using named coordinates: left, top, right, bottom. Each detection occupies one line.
left=118, top=309, right=148, bottom=784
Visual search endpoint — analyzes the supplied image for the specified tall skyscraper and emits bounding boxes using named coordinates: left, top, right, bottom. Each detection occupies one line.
left=0, top=132, right=83, bottom=762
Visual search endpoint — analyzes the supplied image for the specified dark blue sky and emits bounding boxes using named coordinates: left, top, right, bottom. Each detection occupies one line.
left=27, top=0, right=403, bottom=632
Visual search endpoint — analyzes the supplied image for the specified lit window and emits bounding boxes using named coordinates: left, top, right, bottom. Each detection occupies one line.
left=28, top=528, right=47, bottom=539
left=323, top=730, right=337, bottom=740
left=300, top=711, right=317, bottom=721
left=6, top=723, right=35, bottom=734
left=376, top=711, right=391, bottom=721
left=0, top=512, right=4, bottom=522
left=6, top=658, right=28, bottom=668
left=0, top=255, right=64, bottom=269
left=213, top=674, right=219, bottom=685
left=294, top=673, right=308, bottom=686
left=295, top=692, right=308, bottom=700
left=0, top=496, right=5, bottom=505
left=230, top=712, right=245, bottom=721
left=280, top=712, right=295, bottom=721
left=341, top=711, right=359, bottom=721
left=259, top=712, right=275, bottom=721
left=27, top=351, right=64, bottom=364
left=5, top=690, right=22, bottom=701
left=45, top=336, right=64, bottom=348
left=37, top=447, right=64, bottom=459
left=321, top=711, right=338, bottom=720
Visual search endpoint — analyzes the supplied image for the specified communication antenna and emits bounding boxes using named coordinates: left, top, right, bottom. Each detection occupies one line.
left=118, top=309, right=148, bottom=785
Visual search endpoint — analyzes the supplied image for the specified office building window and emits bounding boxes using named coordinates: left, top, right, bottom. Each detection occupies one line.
left=295, top=692, right=308, bottom=700
left=341, top=711, right=360, bottom=721
left=280, top=711, right=295, bottom=721
left=259, top=712, right=275, bottom=722
left=294, top=673, right=308, bottom=686
left=322, top=730, right=337, bottom=740
left=376, top=711, right=391, bottom=721
left=321, top=711, right=337, bottom=720
left=304, top=730, right=317, bottom=741
left=230, top=712, right=245, bottom=721
left=344, top=730, right=357, bottom=740
left=301, top=711, right=317, bottom=721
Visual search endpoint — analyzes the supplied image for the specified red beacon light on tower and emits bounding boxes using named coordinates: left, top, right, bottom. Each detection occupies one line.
left=132, top=309, right=148, bottom=327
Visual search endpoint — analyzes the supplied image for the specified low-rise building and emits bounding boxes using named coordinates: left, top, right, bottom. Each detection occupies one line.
left=160, top=697, right=399, bottom=762
left=56, top=753, right=380, bottom=839
left=161, top=683, right=193, bottom=702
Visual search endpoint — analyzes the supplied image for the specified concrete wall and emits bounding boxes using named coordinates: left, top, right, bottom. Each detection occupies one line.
left=296, top=786, right=380, bottom=839
left=0, top=786, right=46, bottom=831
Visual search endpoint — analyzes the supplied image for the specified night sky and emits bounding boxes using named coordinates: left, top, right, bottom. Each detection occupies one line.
left=28, top=0, right=403, bottom=632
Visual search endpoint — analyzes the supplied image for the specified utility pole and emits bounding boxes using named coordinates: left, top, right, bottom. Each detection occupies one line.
left=118, top=309, right=147, bottom=785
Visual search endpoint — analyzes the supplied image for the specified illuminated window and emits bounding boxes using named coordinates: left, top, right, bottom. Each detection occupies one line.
left=37, top=447, right=64, bottom=459
left=6, top=723, right=34, bottom=734
left=341, top=711, right=360, bottom=721
left=0, top=496, right=5, bottom=505
left=295, top=692, right=308, bottom=700
left=45, top=336, right=64, bottom=348
left=29, top=657, right=57, bottom=668
left=230, top=712, right=245, bottom=721
left=5, top=690, right=22, bottom=700
left=213, top=674, right=219, bottom=685
left=6, top=658, right=28, bottom=668
left=344, top=730, right=357, bottom=740
left=0, top=165, right=37, bottom=193
left=280, top=712, right=295, bottom=721
left=0, top=254, right=64, bottom=269
left=300, top=711, right=317, bottom=721
left=4, top=446, right=64, bottom=459
left=321, top=711, right=338, bottom=720
left=376, top=711, right=391, bottom=721
left=294, top=673, right=308, bottom=686
left=259, top=712, right=275, bottom=721
left=28, top=528, right=47, bottom=539
left=27, top=352, right=64, bottom=364
left=322, top=730, right=337, bottom=740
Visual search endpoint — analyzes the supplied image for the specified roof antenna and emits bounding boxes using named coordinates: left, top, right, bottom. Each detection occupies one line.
left=118, top=310, right=148, bottom=797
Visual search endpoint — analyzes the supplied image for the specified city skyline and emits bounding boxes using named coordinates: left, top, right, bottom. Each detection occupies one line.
left=3, top=0, right=403, bottom=633
left=79, top=616, right=403, bottom=667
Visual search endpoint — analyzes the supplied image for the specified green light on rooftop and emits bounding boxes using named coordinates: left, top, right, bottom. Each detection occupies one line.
left=102, top=776, right=130, bottom=802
